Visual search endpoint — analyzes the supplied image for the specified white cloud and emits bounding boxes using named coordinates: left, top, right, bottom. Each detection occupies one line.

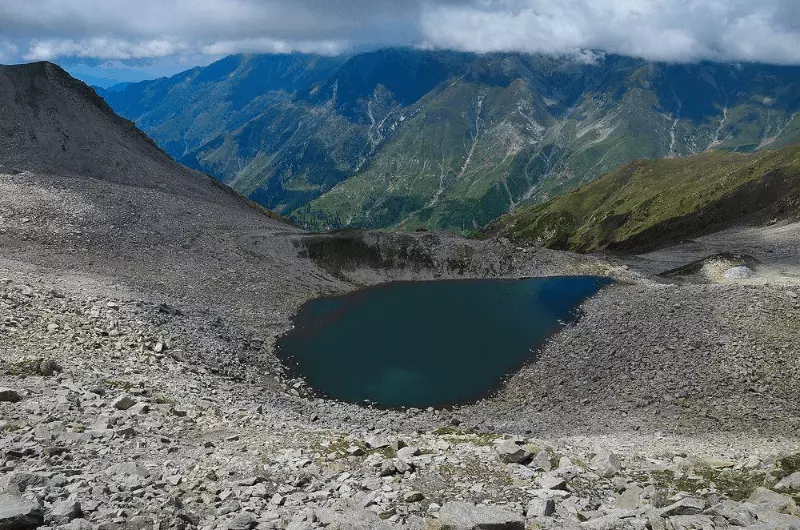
left=2, top=0, right=800, bottom=66
left=24, top=38, right=191, bottom=61
left=0, top=40, right=19, bottom=62
left=201, top=38, right=348, bottom=57
left=420, top=0, right=800, bottom=65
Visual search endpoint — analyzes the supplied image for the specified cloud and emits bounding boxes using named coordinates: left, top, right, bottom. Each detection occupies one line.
left=24, top=38, right=191, bottom=61
left=201, top=39, right=348, bottom=57
left=0, top=40, right=19, bottom=62
left=2, top=0, right=800, bottom=67
left=419, top=0, right=800, bottom=65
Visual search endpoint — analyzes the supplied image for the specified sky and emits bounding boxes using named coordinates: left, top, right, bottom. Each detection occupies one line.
left=1, top=0, right=799, bottom=85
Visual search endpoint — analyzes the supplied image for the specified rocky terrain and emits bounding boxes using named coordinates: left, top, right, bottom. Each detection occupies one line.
left=1, top=63, right=799, bottom=530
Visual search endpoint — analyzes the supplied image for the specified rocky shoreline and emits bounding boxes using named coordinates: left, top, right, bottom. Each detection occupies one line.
left=2, top=256, right=800, bottom=529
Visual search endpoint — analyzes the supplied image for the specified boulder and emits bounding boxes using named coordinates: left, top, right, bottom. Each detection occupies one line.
left=0, top=388, right=21, bottom=403
left=776, top=472, right=800, bottom=492
left=365, top=435, right=390, bottom=449
left=704, top=500, right=756, bottom=527
left=536, top=475, right=567, bottom=491
left=397, top=446, right=420, bottom=463
left=496, top=441, right=531, bottom=464
left=526, top=498, right=555, bottom=518
left=436, top=502, right=525, bottom=530
left=748, top=487, right=796, bottom=515
left=49, top=500, right=81, bottom=524
left=0, top=493, right=43, bottom=530
left=591, top=449, right=622, bottom=478
left=749, top=511, right=800, bottom=530
left=529, top=450, right=552, bottom=472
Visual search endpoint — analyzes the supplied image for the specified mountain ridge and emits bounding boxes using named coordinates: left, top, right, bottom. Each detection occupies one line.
left=101, top=50, right=800, bottom=232
left=491, top=143, right=800, bottom=252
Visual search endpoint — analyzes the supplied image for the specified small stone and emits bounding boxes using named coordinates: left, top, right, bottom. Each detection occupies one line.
left=660, top=497, right=705, bottom=517
left=112, top=394, right=136, bottom=410
left=347, top=446, right=365, bottom=456
left=365, top=435, right=390, bottom=449
left=228, top=512, right=257, bottom=530
left=270, top=494, right=285, bottom=506
left=0, top=388, right=21, bottom=403
left=37, top=359, right=62, bottom=376
left=405, top=491, right=424, bottom=503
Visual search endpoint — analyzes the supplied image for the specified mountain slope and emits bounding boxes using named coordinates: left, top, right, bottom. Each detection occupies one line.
left=103, top=51, right=800, bottom=232
left=491, top=143, right=800, bottom=252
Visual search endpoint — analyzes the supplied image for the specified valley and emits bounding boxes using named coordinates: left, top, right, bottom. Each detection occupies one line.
left=1, top=61, right=799, bottom=530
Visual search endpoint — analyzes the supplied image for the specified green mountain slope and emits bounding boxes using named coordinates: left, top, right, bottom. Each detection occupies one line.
left=102, top=50, right=800, bottom=232
left=491, top=144, right=800, bottom=252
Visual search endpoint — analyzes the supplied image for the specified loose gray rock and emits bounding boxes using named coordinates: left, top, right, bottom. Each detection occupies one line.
left=529, top=450, right=552, bottom=472
left=776, top=472, right=800, bottom=492
left=0, top=493, right=43, bottom=530
left=405, top=491, right=425, bottom=503
left=536, top=475, right=567, bottom=491
left=0, top=388, right=21, bottom=403
left=436, top=501, right=525, bottom=530
left=704, top=500, right=756, bottom=527
left=228, top=512, right=257, bottom=530
left=526, top=498, right=555, bottom=518
left=365, top=435, right=390, bottom=449
left=748, top=487, right=797, bottom=515
left=590, top=449, right=622, bottom=478
left=112, top=393, right=136, bottom=410
left=663, top=515, right=716, bottom=530
left=660, top=497, right=705, bottom=517
left=496, top=441, right=531, bottom=464
left=49, top=500, right=81, bottom=524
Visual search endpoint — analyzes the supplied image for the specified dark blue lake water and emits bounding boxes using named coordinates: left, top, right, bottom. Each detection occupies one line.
left=276, top=276, right=613, bottom=408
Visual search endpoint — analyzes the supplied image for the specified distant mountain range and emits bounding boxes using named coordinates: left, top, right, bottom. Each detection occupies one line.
left=100, top=50, right=800, bottom=233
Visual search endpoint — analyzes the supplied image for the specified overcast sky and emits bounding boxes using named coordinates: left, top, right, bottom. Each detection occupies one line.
left=1, top=0, right=799, bottom=84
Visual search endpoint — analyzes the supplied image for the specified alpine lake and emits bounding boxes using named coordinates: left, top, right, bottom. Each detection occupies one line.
left=276, top=276, right=613, bottom=408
